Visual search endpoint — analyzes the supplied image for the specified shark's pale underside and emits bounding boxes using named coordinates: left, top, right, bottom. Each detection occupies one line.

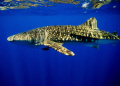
left=7, top=17, right=120, bottom=56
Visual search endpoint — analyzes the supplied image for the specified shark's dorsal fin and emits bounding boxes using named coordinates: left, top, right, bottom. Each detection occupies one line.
left=43, top=40, right=75, bottom=56
left=78, top=17, right=99, bottom=30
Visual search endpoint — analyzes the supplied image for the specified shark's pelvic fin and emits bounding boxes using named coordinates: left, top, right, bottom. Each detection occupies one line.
left=44, top=40, right=75, bottom=56
left=85, top=45, right=99, bottom=49
left=92, top=45, right=99, bottom=49
left=79, top=17, right=99, bottom=30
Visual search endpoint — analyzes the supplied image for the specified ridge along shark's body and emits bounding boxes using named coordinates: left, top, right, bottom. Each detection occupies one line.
left=7, top=17, right=120, bottom=56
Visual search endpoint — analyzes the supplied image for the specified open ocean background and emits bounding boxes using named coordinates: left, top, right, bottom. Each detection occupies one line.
left=0, top=0, right=120, bottom=86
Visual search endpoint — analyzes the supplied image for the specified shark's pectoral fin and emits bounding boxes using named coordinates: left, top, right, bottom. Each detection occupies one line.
left=44, top=40, right=75, bottom=56
left=92, top=45, right=99, bottom=49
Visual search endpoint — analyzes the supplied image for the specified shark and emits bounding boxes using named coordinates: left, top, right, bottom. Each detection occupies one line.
left=7, top=17, right=120, bottom=56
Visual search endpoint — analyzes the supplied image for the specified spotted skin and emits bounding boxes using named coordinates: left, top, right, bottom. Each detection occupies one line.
left=7, top=17, right=120, bottom=56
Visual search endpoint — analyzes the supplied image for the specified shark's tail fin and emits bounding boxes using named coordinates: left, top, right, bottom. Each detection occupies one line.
left=78, top=17, right=99, bottom=30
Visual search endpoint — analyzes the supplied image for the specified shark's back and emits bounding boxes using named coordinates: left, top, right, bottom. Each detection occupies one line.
left=44, top=18, right=99, bottom=43
left=45, top=17, right=119, bottom=43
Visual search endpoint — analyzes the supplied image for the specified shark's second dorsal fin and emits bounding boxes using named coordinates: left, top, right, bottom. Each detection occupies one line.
left=112, top=31, right=118, bottom=36
left=78, top=17, right=99, bottom=30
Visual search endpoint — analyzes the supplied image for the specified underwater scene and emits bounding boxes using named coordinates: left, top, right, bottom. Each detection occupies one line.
left=0, top=0, right=120, bottom=86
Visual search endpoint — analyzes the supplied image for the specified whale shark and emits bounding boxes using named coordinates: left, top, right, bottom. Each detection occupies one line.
left=7, top=17, right=120, bottom=56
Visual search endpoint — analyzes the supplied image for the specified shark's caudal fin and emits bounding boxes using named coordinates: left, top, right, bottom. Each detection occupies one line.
left=78, top=17, right=99, bottom=30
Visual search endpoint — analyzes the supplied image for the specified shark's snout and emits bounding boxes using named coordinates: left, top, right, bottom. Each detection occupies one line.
left=7, top=35, right=14, bottom=42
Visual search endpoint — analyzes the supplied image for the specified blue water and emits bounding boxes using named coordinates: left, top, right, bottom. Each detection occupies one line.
left=0, top=1, right=120, bottom=86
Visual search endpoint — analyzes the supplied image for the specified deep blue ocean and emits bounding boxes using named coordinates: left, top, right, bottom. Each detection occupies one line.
left=0, top=0, right=120, bottom=86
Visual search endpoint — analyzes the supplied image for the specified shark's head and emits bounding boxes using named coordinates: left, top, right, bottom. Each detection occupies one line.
left=7, top=29, right=46, bottom=47
left=7, top=32, right=37, bottom=47
left=7, top=34, right=47, bottom=49
left=7, top=32, right=31, bottom=42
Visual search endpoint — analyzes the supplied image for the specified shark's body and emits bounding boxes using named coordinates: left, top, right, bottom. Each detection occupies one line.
left=7, top=17, right=120, bottom=56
